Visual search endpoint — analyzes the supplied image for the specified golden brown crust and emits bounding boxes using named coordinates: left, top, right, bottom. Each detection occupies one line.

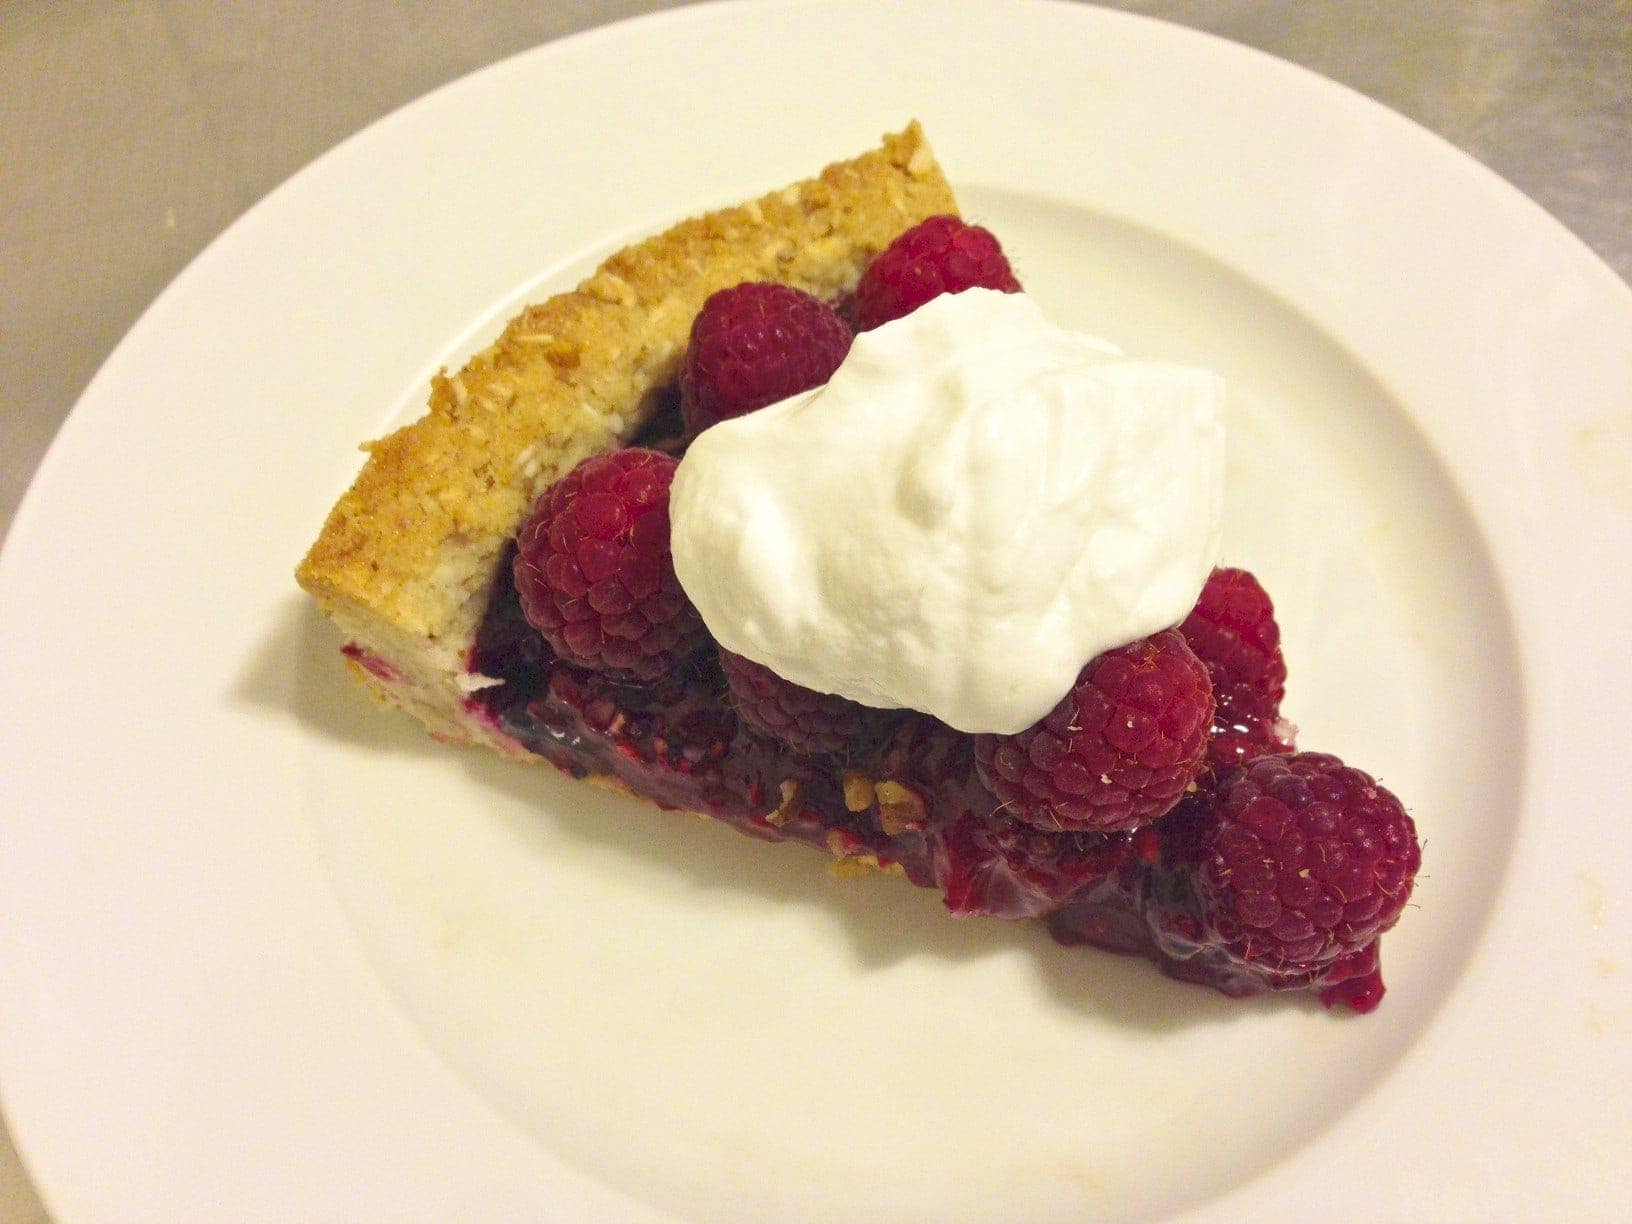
left=297, top=124, right=957, bottom=642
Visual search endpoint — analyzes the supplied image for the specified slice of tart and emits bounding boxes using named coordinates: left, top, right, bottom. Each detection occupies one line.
left=298, top=125, right=1420, bottom=1012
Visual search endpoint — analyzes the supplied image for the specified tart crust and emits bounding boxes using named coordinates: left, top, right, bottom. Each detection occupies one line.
left=297, top=124, right=958, bottom=751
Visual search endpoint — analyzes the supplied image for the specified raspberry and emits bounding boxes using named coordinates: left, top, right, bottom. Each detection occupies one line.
left=719, top=649, right=892, bottom=754
left=512, top=449, right=706, bottom=679
left=854, top=215, right=1022, bottom=330
left=973, top=630, right=1214, bottom=833
left=1180, top=567, right=1286, bottom=704
left=933, top=811, right=1131, bottom=919
left=1174, top=753, right=1420, bottom=977
left=1179, top=567, right=1294, bottom=770
left=680, top=282, right=852, bottom=434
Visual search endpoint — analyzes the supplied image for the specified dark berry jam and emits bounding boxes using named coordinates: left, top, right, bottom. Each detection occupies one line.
left=472, top=564, right=937, bottom=885
left=464, top=385, right=1382, bottom=1010
left=467, top=559, right=1379, bottom=1008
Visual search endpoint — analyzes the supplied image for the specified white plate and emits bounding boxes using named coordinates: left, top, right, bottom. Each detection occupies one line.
left=2, top=3, right=1629, bottom=1220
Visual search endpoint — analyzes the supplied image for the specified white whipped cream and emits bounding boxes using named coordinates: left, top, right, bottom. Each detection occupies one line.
left=669, top=288, right=1225, bottom=735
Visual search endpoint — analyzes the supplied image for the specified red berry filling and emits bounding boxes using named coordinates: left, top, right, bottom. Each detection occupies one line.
left=933, top=810, right=1133, bottom=920
left=455, top=222, right=1420, bottom=1013
left=720, top=648, right=897, bottom=755
left=474, top=546, right=1418, bottom=1012
left=340, top=642, right=402, bottom=684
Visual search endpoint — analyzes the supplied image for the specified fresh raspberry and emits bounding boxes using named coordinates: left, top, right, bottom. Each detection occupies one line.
left=1179, top=567, right=1294, bottom=770
left=1173, top=752, right=1420, bottom=978
left=933, top=811, right=1132, bottom=919
left=512, top=449, right=706, bottom=679
left=1180, top=567, right=1287, bottom=704
left=854, top=215, right=1022, bottom=330
left=973, top=630, right=1214, bottom=833
left=680, top=282, right=852, bottom=434
left=719, top=649, right=892, bottom=754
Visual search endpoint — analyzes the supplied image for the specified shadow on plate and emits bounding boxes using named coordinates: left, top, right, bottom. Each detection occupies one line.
left=235, top=595, right=447, bottom=757
left=239, top=594, right=1306, bottom=1034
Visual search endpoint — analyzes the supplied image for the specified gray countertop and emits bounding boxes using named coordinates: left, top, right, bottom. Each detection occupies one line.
left=1, top=1, right=1627, bottom=1218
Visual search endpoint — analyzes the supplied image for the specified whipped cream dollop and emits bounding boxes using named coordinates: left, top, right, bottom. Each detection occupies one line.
left=669, top=289, right=1225, bottom=735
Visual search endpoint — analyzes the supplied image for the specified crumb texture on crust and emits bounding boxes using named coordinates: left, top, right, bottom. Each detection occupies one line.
left=298, top=123, right=957, bottom=646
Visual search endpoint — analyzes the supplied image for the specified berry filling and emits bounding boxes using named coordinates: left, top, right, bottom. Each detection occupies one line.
left=340, top=642, right=402, bottom=684
left=470, top=560, right=1401, bottom=1010
left=443, top=219, right=1420, bottom=1013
